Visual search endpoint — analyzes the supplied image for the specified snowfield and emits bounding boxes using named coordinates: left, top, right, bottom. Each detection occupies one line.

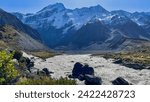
left=23, top=53, right=150, bottom=85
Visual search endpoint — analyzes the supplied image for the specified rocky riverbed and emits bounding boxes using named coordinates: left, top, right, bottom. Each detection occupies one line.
left=23, top=52, right=150, bottom=85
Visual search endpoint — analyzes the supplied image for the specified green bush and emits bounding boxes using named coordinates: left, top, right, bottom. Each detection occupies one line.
left=0, top=50, right=19, bottom=84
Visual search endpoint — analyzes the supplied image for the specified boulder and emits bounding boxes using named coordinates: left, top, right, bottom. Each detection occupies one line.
left=13, top=50, right=23, bottom=60
left=27, top=61, right=34, bottom=68
left=72, top=62, right=83, bottom=78
left=112, top=77, right=130, bottom=85
left=72, top=62, right=94, bottom=78
left=26, top=57, right=31, bottom=65
left=82, top=64, right=94, bottom=76
left=78, top=74, right=85, bottom=81
left=26, top=58, right=34, bottom=68
left=42, top=68, right=50, bottom=75
left=84, top=75, right=102, bottom=85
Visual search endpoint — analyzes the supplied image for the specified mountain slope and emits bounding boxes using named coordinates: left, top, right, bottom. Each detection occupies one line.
left=108, top=15, right=150, bottom=39
left=0, top=9, right=47, bottom=51
left=70, top=21, right=110, bottom=48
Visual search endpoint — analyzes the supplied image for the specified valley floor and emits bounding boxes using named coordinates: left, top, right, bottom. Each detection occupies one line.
left=23, top=53, right=150, bottom=85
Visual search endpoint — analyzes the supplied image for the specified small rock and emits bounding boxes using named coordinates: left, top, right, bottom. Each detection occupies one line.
left=71, top=61, right=74, bottom=63
left=30, top=57, right=35, bottom=60
left=113, top=59, right=122, bottom=64
left=42, top=68, right=50, bottom=75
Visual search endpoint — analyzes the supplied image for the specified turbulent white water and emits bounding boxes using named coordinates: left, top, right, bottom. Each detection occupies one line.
left=23, top=53, right=150, bottom=85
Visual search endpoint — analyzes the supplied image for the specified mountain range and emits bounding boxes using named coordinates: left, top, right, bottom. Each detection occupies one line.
left=9, top=3, right=150, bottom=50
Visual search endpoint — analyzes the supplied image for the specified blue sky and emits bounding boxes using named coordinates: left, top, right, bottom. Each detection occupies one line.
left=0, top=0, right=150, bottom=13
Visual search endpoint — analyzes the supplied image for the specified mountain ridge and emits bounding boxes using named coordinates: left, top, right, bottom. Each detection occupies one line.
left=12, top=3, right=150, bottom=50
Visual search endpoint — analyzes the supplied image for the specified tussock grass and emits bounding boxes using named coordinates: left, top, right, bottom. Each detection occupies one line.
left=27, top=51, right=60, bottom=59
left=92, top=51, right=150, bottom=65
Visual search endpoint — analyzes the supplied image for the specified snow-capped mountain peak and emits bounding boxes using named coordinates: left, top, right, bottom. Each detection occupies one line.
left=38, top=3, right=66, bottom=13
left=89, top=4, right=109, bottom=13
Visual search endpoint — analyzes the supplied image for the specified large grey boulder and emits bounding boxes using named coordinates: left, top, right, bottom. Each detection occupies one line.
left=72, top=62, right=94, bottom=78
left=82, top=65, right=94, bottom=76
left=72, top=62, right=83, bottom=77
left=84, top=74, right=102, bottom=85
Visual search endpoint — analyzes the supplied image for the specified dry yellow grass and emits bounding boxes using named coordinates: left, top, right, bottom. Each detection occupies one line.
left=117, top=52, right=150, bottom=64
left=27, top=51, right=60, bottom=59
left=0, top=41, right=7, bottom=48
left=93, top=51, right=150, bottom=65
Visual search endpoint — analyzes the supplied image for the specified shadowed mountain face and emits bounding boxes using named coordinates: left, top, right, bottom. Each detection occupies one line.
left=70, top=21, right=110, bottom=48
left=0, top=9, right=41, bottom=41
left=0, top=9, right=47, bottom=51
left=12, top=3, right=150, bottom=50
